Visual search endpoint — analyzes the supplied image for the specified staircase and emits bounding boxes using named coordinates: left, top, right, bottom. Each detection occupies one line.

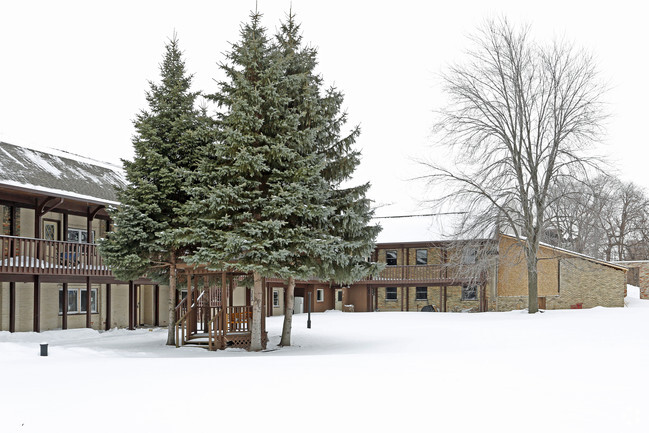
left=174, top=284, right=257, bottom=350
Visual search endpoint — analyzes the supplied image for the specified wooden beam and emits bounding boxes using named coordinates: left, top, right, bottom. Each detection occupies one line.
left=105, top=284, right=111, bottom=331
left=85, top=276, right=92, bottom=328
left=62, top=282, right=68, bottom=330
left=33, top=275, right=40, bottom=332
left=9, top=281, right=15, bottom=332
left=154, top=284, right=160, bottom=327
left=128, top=281, right=134, bottom=330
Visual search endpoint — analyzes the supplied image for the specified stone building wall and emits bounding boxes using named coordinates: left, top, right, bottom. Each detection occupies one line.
left=614, top=261, right=649, bottom=299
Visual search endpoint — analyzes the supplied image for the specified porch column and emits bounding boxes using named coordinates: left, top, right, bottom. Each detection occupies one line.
left=62, top=213, right=68, bottom=241
left=105, top=284, right=111, bottom=331
left=128, top=281, right=134, bottom=330
left=221, top=272, right=227, bottom=349
left=86, top=277, right=92, bottom=328
left=154, top=284, right=160, bottom=326
left=9, top=282, right=16, bottom=333
left=62, top=282, right=68, bottom=330
left=33, top=276, right=40, bottom=332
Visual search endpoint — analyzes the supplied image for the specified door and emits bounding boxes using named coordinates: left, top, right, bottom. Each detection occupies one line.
left=294, top=296, right=304, bottom=314
left=335, top=289, right=343, bottom=311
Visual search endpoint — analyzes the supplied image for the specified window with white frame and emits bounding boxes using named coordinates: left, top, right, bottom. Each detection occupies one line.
left=386, top=287, right=398, bottom=301
left=415, top=287, right=428, bottom=301
left=416, top=249, right=428, bottom=265
left=273, top=290, right=280, bottom=308
left=461, top=285, right=478, bottom=301
left=386, top=250, right=397, bottom=266
left=67, top=228, right=95, bottom=243
left=59, top=288, right=98, bottom=314
left=316, top=289, right=324, bottom=302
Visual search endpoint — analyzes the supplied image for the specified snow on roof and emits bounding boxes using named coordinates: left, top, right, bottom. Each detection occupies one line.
left=0, top=141, right=126, bottom=204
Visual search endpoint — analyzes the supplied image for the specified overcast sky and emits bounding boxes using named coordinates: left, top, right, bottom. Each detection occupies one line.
left=1, top=1, right=646, bottom=242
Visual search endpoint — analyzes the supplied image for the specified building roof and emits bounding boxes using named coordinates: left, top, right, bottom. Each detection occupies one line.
left=0, top=141, right=126, bottom=205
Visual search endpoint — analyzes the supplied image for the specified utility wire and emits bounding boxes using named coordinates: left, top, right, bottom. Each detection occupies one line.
left=372, top=212, right=466, bottom=219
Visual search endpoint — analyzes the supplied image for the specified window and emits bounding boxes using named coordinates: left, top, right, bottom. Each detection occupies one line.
left=68, top=228, right=95, bottom=243
left=59, top=288, right=98, bottom=314
left=386, top=250, right=397, bottom=266
left=337, top=290, right=343, bottom=302
left=416, top=249, right=428, bottom=265
left=462, top=248, right=477, bottom=264
left=416, top=287, right=428, bottom=301
left=316, top=289, right=324, bottom=302
left=462, top=285, right=478, bottom=301
left=273, top=290, right=280, bottom=308
left=386, top=287, right=397, bottom=301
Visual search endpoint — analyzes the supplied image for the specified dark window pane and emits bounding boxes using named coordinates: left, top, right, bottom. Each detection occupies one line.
left=416, top=287, right=428, bottom=300
left=68, top=289, right=78, bottom=313
left=59, top=289, right=63, bottom=314
left=462, top=285, right=478, bottom=300
left=386, top=287, right=397, bottom=300
left=91, top=289, right=97, bottom=313
left=416, top=249, right=428, bottom=265
left=80, top=289, right=88, bottom=313
left=337, top=291, right=343, bottom=302
left=386, top=250, right=397, bottom=266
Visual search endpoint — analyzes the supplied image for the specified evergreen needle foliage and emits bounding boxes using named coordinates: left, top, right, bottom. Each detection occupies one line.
left=99, top=35, right=211, bottom=344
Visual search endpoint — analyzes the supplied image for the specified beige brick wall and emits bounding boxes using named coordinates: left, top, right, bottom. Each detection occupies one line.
left=547, top=258, right=625, bottom=309
left=615, top=261, right=649, bottom=299
left=376, top=285, right=483, bottom=312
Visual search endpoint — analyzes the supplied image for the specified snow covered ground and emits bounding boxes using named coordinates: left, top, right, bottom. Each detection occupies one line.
left=2, top=286, right=648, bottom=432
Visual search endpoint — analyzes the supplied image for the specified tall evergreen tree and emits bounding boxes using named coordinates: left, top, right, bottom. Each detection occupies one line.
left=274, top=13, right=381, bottom=346
left=100, top=35, right=209, bottom=345
left=184, top=11, right=329, bottom=351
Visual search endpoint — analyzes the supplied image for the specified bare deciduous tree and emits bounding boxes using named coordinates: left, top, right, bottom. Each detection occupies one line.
left=423, top=18, right=606, bottom=313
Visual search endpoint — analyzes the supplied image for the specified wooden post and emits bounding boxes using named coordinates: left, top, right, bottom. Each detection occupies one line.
left=9, top=282, right=15, bottom=333
left=86, top=276, right=92, bottom=328
left=221, top=272, right=227, bottom=349
left=62, top=282, right=68, bottom=330
left=154, top=285, right=160, bottom=327
left=105, top=284, right=112, bottom=331
left=33, top=275, right=40, bottom=332
left=62, top=212, right=68, bottom=241
left=128, top=281, right=134, bottom=330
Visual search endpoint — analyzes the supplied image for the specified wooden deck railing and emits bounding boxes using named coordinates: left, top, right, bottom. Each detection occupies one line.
left=0, top=235, right=111, bottom=276
left=359, top=264, right=478, bottom=283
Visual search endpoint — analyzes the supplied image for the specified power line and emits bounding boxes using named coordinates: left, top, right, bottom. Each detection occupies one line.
left=372, top=212, right=466, bottom=219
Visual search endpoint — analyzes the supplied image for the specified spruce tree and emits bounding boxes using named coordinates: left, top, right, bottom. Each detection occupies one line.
left=100, top=35, right=209, bottom=345
left=185, top=11, right=330, bottom=351
left=274, top=13, right=381, bottom=346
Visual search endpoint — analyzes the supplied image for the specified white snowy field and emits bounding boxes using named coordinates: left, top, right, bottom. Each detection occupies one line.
left=2, top=287, right=648, bottom=433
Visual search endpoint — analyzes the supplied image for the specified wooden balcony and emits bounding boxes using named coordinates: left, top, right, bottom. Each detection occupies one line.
left=357, top=264, right=480, bottom=286
left=0, top=235, right=111, bottom=277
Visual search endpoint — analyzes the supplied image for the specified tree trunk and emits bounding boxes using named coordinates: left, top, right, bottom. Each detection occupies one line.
left=166, top=252, right=177, bottom=345
left=250, top=271, right=264, bottom=351
left=279, top=276, right=295, bottom=347
left=526, top=250, right=539, bottom=314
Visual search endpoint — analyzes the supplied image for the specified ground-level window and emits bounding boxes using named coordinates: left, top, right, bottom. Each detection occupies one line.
left=416, top=249, right=428, bottom=265
left=386, top=287, right=398, bottom=301
left=462, top=285, right=478, bottom=301
left=273, top=290, right=280, bottom=308
left=59, top=288, right=98, bottom=314
left=316, top=289, right=324, bottom=302
left=416, top=287, right=428, bottom=301
left=386, top=250, right=397, bottom=266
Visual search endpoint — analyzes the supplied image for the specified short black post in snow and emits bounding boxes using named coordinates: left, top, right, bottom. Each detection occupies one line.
left=307, top=291, right=311, bottom=329
left=40, top=343, right=48, bottom=357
